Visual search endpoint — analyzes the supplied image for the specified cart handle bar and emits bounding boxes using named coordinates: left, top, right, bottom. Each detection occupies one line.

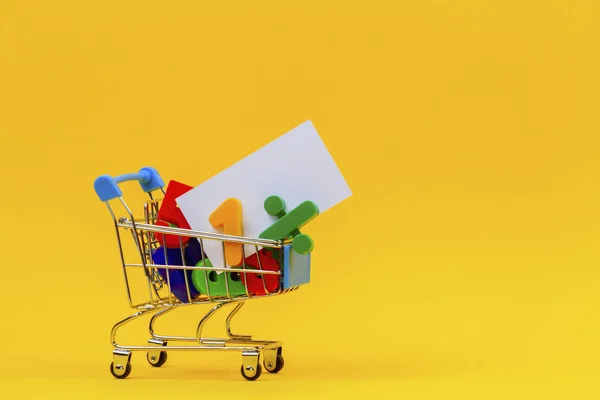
left=94, top=167, right=165, bottom=202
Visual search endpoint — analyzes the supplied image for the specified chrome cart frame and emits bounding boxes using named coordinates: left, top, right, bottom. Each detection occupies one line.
left=94, top=167, right=299, bottom=381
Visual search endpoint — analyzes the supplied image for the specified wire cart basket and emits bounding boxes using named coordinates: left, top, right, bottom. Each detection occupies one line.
left=94, top=167, right=310, bottom=381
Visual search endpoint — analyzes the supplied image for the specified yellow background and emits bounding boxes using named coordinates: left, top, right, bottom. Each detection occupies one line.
left=1, top=0, right=598, bottom=398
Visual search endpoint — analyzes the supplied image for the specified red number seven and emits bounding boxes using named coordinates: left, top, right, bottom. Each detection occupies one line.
left=154, top=180, right=194, bottom=248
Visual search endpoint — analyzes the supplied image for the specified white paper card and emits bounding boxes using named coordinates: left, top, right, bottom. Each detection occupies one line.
left=176, top=120, right=352, bottom=268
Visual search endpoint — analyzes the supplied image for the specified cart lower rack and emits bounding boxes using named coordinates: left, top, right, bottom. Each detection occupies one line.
left=94, top=167, right=310, bottom=381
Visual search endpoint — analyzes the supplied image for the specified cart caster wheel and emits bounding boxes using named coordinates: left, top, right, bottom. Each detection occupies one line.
left=264, top=354, right=284, bottom=374
left=147, top=351, right=168, bottom=367
left=110, top=361, right=132, bottom=379
left=240, top=363, right=262, bottom=381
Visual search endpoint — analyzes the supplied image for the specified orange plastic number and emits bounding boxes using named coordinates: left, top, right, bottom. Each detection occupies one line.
left=209, top=198, right=244, bottom=266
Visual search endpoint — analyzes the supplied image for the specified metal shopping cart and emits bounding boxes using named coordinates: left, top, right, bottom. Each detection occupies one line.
left=94, top=167, right=309, bottom=381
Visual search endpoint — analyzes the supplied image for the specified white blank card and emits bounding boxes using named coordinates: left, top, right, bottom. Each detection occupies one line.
left=176, top=120, right=353, bottom=268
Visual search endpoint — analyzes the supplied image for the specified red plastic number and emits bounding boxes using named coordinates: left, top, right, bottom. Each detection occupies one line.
left=154, top=180, right=194, bottom=248
left=241, top=249, right=280, bottom=295
left=158, top=180, right=194, bottom=229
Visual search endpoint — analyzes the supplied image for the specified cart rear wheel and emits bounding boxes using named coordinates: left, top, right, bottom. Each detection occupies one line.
left=147, top=351, right=168, bottom=367
left=264, top=354, right=284, bottom=374
left=110, top=361, right=132, bottom=379
left=240, top=363, right=262, bottom=381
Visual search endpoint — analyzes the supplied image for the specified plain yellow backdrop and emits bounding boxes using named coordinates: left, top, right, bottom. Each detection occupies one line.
left=1, top=0, right=599, bottom=398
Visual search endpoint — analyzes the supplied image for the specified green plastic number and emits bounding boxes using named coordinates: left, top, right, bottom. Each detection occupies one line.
left=191, top=258, right=247, bottom=297
left=259, top=196, right=319, bottom=254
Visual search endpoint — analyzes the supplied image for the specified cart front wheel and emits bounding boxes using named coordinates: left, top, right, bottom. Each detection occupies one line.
left=264, top=354, right=284, bottom=374
left=110, top=361, right=132, bottom=379
left=240, top=363, right=262, bottom=381
left=147, top=351, right=168, bottom=367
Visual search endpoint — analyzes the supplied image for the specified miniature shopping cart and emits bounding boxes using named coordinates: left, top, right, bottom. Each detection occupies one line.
left=94, top=167, right=311, bottom=381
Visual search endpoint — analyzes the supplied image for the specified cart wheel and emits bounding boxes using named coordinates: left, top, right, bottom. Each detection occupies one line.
left=147, top=351, right=168, bottom=367
left=264, top=354, right=284, bottom=374
left=240, top=363, right=262, bottom=381
left=110, top=361, right=132, bottom=379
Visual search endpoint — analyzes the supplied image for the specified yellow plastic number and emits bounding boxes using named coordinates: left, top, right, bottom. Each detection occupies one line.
left=209, top=198, right=244, bottom=266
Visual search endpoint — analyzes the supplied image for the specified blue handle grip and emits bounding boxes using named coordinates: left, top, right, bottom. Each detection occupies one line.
left=94, top=166, right=164, bottom=202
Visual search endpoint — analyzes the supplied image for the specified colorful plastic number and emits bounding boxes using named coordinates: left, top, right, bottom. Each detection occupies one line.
left=158, top=180, right=194, bottom=229
left=185, top=238, right=205, bottom=266
left=259, top=196, right=319, bottom=254
left=153, top=181, right=194, bottom=248
left=191, top=258, right=247, bottom=297
left=152, top=241, right=201, bottom=303
left=281, top=244, right=311, bottom=289
left=209, top=198, right=244, bottom=266
left=241, top=249, right=280, bottom=295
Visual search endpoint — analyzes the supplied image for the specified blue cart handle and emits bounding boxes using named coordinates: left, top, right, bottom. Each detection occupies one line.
left=94, top=166, right=165, bottom=202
